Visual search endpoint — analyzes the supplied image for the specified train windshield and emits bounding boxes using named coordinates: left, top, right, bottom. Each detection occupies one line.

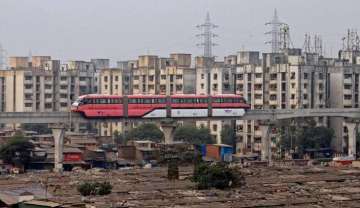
left=72, top=98, right=84, bottom=107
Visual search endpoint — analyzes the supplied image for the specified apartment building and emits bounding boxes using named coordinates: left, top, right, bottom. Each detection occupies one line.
left=195, top=56, right=235, bottom=144
left=159, top=54, right=195, bottom=95
left=132, top=55, right=159, bottom=95
left=329, top=50, right=360, bottom=153
left=234, top=50, right=328, bottom=155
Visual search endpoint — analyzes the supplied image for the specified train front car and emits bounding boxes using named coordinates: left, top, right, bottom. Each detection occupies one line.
left=71, top=94, right=123, bottom=118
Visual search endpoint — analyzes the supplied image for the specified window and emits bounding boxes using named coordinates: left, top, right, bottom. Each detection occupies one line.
left=319, top=73, right=323, bottom=80
left=115, top=85, right=118, bottom=90
left=344, top=74, right=352, bottom=79
left=149, top=75, right=154, bottom=82
left=79, top=77, right=86, bottom=81
left=212, top=124, right=217, bottom=131
left=213, top=73, right=218, bottom=80
left=104, top=76, right=108, bottom=82
left=115, top=76, right=119, bottom=81
left=304, top=83, right=308, bottom=89
left=344, top=84, right=352, bottom=90
left=247, top=74, right=252, bottom=81
left=60, top=76, right=67, bottom=81
left=290, top=72, right=296, bottom=79
left=60, top=85, right=67, bottom=90
left=161, top=75, right=166, bottom=80
left=237, top=74, right=243, bottom=80
left=270, top=95, right=277, bottom=100
left=319, top=94, right=323, bottom=100
left=25, top=84, right=32, bottom=89
left=133, top=75, right=139, bottom=80
left=201, top=83, right=204, bottom=89
left=25, top=103, right=32, bottom=107
left=255, top=94, right=262, bottom=99
left=45, top=94, right=52, bottom=99
left=291, top=94, right=295, bottom=99
left=176, top=75, right=182, bottom=80
left=176, top=85, right=183, bottom=91
left=60, top=94, right=67, bottom=98
left=303, top=94, right=308, bottom=99
left=224, top=73, right=229, bottom=80
left=344, top=95, right=352, bottom=100
left=201, top=74, right=205, bottom=79
left=45, top=103, right=52, bottom=109
left=60, top=103, right=67, bottom=107
left=25, top=94, right=32, bottom=99
left=212, top=84, right=218, bottom=90
left=104, top=85, right=108, bottom=90
left=25, top=76, right=32, bottom=81
left=303, top=73, right=308, bottom=79
left=45, top=84, right=52, bottom=89
left=255, top=73, right=262, bottom=78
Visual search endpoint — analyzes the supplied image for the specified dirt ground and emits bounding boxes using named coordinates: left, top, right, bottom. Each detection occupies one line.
left=2, top=165, right=360, bottom=207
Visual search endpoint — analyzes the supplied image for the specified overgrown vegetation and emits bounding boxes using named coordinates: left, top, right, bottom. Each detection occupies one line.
left=174, top=125, right=213, bottom=145
left=77, top=181, right=113, bottom=196
left=192, top=162, right=245, bottom=190
left=0, top=132, right=34, bottom=169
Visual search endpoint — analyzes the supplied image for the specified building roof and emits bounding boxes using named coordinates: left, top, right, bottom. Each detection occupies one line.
left=70, top=138, right=97, bottom=145
left=0, top=184, right=49, bottom=205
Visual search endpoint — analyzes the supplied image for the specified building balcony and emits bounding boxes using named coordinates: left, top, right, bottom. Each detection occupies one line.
left=269, top=100, right=278, bottom=105
left=269, top=79, right=278, bottom=84
left=254, top=99, right=263, bottom=105
left=344, top=78, right=352, bottom=84
left=254, top=89, right=263, bottom=94
left=255, top=78, right=263, bottom=84
left=343, top=89, right=353, bottom=95
left=343, top=99, right=353, bottom=107
left=60, top=80, right=68, bottom=85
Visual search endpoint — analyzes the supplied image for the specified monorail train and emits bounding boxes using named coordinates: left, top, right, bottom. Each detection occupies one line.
left=71, top=94, right=250, bottom=118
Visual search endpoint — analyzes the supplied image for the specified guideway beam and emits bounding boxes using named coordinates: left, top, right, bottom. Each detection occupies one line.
left=49, top=124, right=66, bottom=173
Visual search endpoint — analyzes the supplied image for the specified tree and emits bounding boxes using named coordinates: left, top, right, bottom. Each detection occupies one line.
left=277, top=119, right=334, bottom=156
left=21, top=124, right=51, bottom=134
left=221, top=125, right=236, bottom=146
left=174, top=125, right=213, bottom=145
left=126, top=123, right=164, bottom=142
left=113, top=130, right=125, bottom=145
left=0, top=133, right=34, bottom=169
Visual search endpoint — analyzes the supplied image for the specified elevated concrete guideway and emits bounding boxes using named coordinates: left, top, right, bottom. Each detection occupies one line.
left=1, top=108, right=359, bottom=171
left=0, top=108, right=359, bottom=124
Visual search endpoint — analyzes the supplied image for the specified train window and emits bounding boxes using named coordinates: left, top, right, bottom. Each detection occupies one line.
left=213, top=98, right=222, bottom=103
left=143, top=99, right=152, bottom=104
left=110, top=98, right=122, bottom=104
left=198, top=98, right=208, bottom=103
left=128, top=98, right=137, bottom=104
left=154, top=98, right=166, bottom=103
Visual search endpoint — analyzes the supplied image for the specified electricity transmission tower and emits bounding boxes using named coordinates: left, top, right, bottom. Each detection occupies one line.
left=196, top=12, right=218, bottom=95
left=265, top=9, right=293, bottom=53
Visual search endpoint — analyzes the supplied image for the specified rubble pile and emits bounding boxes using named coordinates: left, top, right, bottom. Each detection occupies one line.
left=1, top=166, right=360, bottom=207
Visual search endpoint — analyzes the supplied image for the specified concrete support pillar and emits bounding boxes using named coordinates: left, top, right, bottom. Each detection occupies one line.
left=160, top=121, right=176, bottom=144
left=260, top=123, right=271, bottom=162
left=50, top=124, right=66, bottom=173
left=345, top=122, right=358, bottom=158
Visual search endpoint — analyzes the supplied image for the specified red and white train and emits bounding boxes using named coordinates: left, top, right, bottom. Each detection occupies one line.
left=71, top=94, right=250, bottom=118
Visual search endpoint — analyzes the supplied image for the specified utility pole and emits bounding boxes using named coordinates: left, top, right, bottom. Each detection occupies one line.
left=196, top=12, right=218, bottom=95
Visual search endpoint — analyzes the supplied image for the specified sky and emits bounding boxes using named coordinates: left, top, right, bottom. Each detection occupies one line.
left=0, top=0, right=360, bottom=65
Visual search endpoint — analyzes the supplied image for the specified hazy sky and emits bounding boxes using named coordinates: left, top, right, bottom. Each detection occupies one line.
left=0, top=0, right=359, bottom=64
